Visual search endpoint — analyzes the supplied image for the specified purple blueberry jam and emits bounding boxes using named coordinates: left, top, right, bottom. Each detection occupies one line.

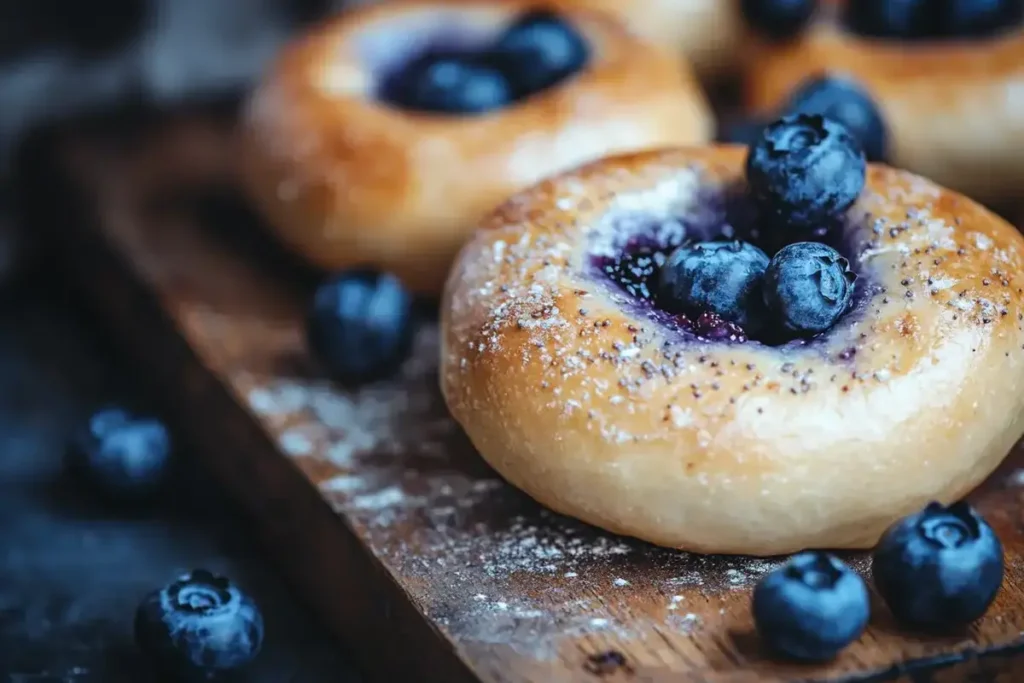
left=586, top=180, right=875, bottom=348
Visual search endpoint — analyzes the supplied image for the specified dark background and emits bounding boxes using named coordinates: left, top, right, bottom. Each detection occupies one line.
left=0, top=286, right=364, bottom=681
left=0, top=1, right=367, bottom=680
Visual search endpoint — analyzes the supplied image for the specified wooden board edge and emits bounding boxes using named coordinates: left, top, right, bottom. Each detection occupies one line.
left=22, top=134, right=488, bottom=683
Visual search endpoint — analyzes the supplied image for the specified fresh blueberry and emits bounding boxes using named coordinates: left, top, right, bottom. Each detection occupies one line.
left=740, top=0, right=818, bottom=39
left=382, top=52, right=511, bottom=115
left=783, top=75, right=888, bottom=162
left=872, top=501, right=1004, bottom=630
left=307, top=270, right=414, bottom=384
left=746, top=113, right=866, bottom=230
left=67, top=407, right=172, bottom=500
left=134, top=569, right=264, bottom=678
left=843, top=0, right=940, bottom=39
left=490, top=10, right=589, bottom=99
left=658, top=241, right=769, bottom=330
left=753, top=552, right=870, bottom=661
left=762, top=242, right=856, bottom=336
left=941, top=0, right=1024, bottom=37
left=717, top=116, right=768, bottom=147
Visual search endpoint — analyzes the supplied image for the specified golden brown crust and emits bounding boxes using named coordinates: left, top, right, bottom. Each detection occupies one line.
left=239, top=0, right=713, bottom=295
left=554, top=0, right=746, bottom=78
left=440, top=144, right=1024, bottom=556
left=743, top=8, right=1024, bottom=206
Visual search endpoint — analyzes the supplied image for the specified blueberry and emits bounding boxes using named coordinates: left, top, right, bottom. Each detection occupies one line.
left=307, top=270, right=413, bottom=384
left=67, top=407, right=172, bottom=500
left=659, top=241, right=769, bottom=330
left=746, top=114, right=866, bottom=230
left=843, top=0, right=940, bottom=39
left=490, top=10, right=589, bottom=99
left=753, top=552, right=869, bottom=661
left=383, top=53, right=511, bottom=115
left=941, top=0, right=1024, bottom=37
left=784, top=75, right=888, bottom=162
left=762, top=242, right=856, bottom=336
left=872, top=501, right=1004, bottom=630
left=740, top=0, right=818, bottom=39
left=717, top=116, right=768, bottom=147
left=134, top=569, right=264, bottom=678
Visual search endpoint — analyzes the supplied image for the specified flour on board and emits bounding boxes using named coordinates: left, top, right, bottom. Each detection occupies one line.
left=238, top=321, right=864, bottom=654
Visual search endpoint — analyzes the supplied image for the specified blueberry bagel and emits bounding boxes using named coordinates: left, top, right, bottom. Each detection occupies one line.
left=240, top=0, right=712, bottom=295
left=741, top=0, right=1024, bottom=206
left=440, top=119, right=1024, bottom=556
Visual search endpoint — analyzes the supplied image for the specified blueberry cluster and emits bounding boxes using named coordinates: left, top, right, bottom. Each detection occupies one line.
left=380, top=10, right=589, bottom=115
left=720, top=75, right=888, bottom=163
left=739, top=0, right=1023, bottom=43
left=754, top=501, right=1003, bottom=661
left=746, top=115, right=865, bottom=230
left=844, top=0, right=1024, bottom=40
left=654, top=114, right=862, bottom=341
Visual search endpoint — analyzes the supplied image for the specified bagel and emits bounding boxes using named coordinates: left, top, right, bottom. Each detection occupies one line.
left=240, top=0, right=712, bottom=295
left=440, top=144, right=1024, bottom=556
left=560, top=0, right=745, bottom=79
left=742, top=2, right=1024, bottom=207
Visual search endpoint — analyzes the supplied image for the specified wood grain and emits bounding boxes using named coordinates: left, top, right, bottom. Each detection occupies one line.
left=30, top=112, right=1024, bottom=683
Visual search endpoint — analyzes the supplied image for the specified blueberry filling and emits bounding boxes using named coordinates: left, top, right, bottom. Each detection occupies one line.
left=844, top=0, right=940, bottom=39
left=377, top=11, right=589, bottom=115
left=740, top=0, right=819, bottom=40
left=945, top=0, right=1024, bottom=37
left=872, top=501, right=1004, bottom=630
left=490, top=10, right=590, bottom=99
left=384, top=51, right=512, bottom=115
left=600, top=248, right=664, bottom=301
left=844, top=0, right=1023, bottom=40
left=594, top=115, right=866, bottom=345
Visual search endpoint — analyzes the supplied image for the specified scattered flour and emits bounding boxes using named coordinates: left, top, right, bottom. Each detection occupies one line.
left=237, top=322, right=863, bottom=659
left=350, top=486, right=405, bottom=511
left=667, top=613, right=700, bottom=634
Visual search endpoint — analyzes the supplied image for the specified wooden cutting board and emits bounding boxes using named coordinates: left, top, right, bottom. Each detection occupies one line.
left=31, top=110, right=1024, bottom=683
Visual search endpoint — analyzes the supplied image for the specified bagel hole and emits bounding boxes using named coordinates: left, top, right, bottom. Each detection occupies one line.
left=587, top=178, right=874, bottom=348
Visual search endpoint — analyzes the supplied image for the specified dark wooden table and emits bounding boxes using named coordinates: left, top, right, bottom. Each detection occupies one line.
left=0, top=278, right=364, bottom=682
